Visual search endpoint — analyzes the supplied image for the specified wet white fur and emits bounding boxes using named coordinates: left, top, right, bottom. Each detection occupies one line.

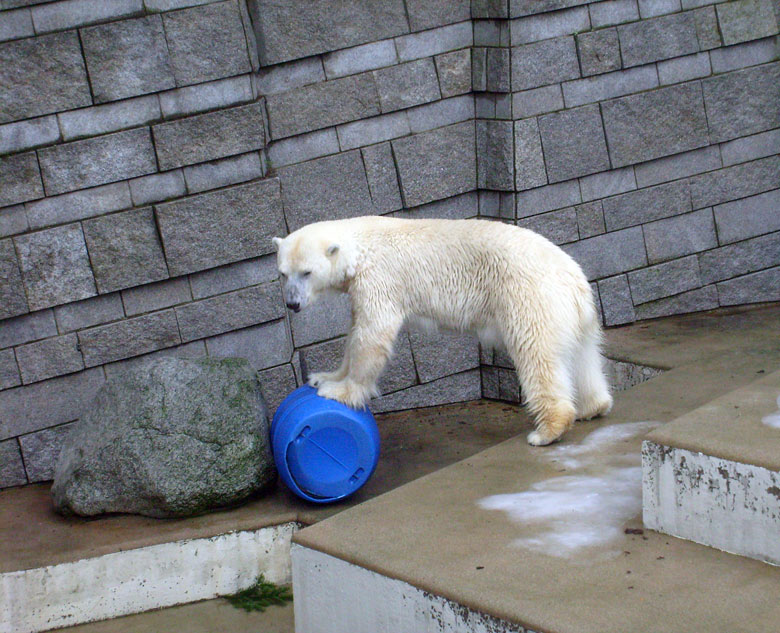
left=273, top=216, right=613, bottom=445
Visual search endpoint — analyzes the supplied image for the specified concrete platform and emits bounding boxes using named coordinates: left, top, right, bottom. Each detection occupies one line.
left=643, top=369, right=780, bottom=565
left=293, top=304, right=780, bottom=633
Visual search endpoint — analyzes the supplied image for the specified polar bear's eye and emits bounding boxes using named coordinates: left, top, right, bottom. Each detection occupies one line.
left=302, top=271, right=312, bottom=277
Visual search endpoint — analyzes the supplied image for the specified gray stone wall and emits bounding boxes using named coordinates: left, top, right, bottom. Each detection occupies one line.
left=0, top=0, right=777, bottom=489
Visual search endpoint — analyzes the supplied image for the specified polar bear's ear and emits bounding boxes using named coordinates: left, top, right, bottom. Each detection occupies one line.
left=272, top=237, right=283, bottom=249
left=326, top=244, right=339, bottom=257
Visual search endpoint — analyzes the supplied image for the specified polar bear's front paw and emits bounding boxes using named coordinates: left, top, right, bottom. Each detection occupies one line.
left=308, top=371, right=340, bottom=388
left=527, top=429, right=560, bottom=446
left=317, top=379, right=372, bottom=409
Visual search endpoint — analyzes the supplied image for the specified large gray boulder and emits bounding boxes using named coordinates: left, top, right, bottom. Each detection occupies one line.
left=52, top=357, right=276, bottom=518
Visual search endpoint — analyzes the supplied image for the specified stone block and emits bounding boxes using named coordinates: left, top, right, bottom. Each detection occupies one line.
left=476, top=120, right=514, bottom=191
left=628, top=255, right=702, bottom=304
left=601, top=82, right=708, bottom=168
left=563, top=227, right=647, bottom=280
left=25, top=182, right=132, bottom=230
left=589, top=0, right=640, bottom=27
left=289, top=292, right=351, bottom=348
left=266, top=73, right=380, bottom=139
left=162, top=0, right=251, bottom=86
left=18, top=423, right=74, bottom=483
left=538, top=104, right=610, bottom=182
left=658, top=52, right=712, bottom=85
left=472, top=0, right=509, bottom=19
left=395, top=22, right=472, bottom=62
left=156, top=178, right=285, bottom=276
left=603, top=180, right=691, bottom=230
left=38, top=128, right=156, bottom=196
left=473, top=19, right=502, bottom=47
left=509, top=1, right=592, bottom=18
left=717, top=267, right=780, bottom=305
left=371, top=369, right=481, bottom=413
left=0, top=204, right=27, bottom=239
left=0, top=348, right=20, bottom=390
left=513, top=119, right=547, bottom=191
left=58, top=95, right=161, bottom=142
left=714, top=189, right=780, bottom=245
left=643, top=208, right=718, bottom=264
left=83, top=208, right=168, bottom=294
left=159, top=75, right=253, bottom=118
left=405, top=0, right=470, bottom=32
left=575, top=201, right=606, bottom=238
left=189, top=255, right=277, bottom=299
left=486, top=47, right=510, bottom=92
left=638, top=0, right=682, bottom=18
left=268, top=129, right=340, bottom=168
left=0, top=115, right=59, bottom=155
left=562, top=65, right=658, bottom=108
left=0, top=151, right=42, bottom=207
left=396, top=191, right=478, bottom=220
left=0, top=439, right=26, bottom=488
left=143, top=0, right=219, bottom=11
left=699, top=232, right=780, bottom=284
left=512, top=85, right=564, bottom=118
left=511, top=36, right=580, bottom=91
left=720, top=129, right=780, bottom=168
left=515, top=180, right=581, bottom=217
left=716, top=0, right=778, bottom=45
left=478, top=190, right=501, bottom=217
left=689, top=155, right=779, bottom=209
left=435, top=49, right=472, bottom=98
left=510, top=6, right=590, bottom=44
left=255, top=57, right=325, bottom=97
left=693, top=6, right=721, bottom=49
left=153, top=102, right=265, bottom=171
left=618, top=11, right=699, bottom=67
left=322, top=40, right=396, bottom=80
left=392, top=121, right=476, bottom=207
left=702, top=64, right=780, bottom=143
left=183, top=152, right=264, bottom=194
left=598, top=274, right=636, bottom=326
left=406, top=94, right=474, bottom=133
left=81, top=15, right=174, bottom=103
left=0, top=309, right=57, bottom=350
left=336, top=111, right=411, bottom=151
left=362, top=142, right=403, bottom=214
left=634, top=145, right=721, bottom=188
left=709, top=37, right=776, bottom=73
left=374, top=58, right=441, bottom=112
left=634, top=284, right=718, bottom=319
left=0, top=31, right=90, bottom=124
left=101, top=339, right=206, bottom=378
left=576, top=28, right=621, bottom=77
left=176, top=283, right=284, bottom=342
left=78, top=310, right=181, bottom=367
left=30, top=0, right=142, bottom=32
left=248, top=0, right=408, bottom=66
left=518, top=207, right=578, bottom=244
left=257, top=363, right=297, bottom=414
left=0, top=7, right=33, bottom=42
left=15, top=224, right=96, bottom=311
left=279, top=150, right=373, bottom=230
left=0, top=367, right=105, bottom=440
left=409, top=328, right=479, bottom=383
left=54, top=293, right=124, bottom=333
left=16, top=333, right=83, bottom=384
left=0, top=238, right=27, bottom=319
left=472, top=46, right=487, bottom=91
left=579, top=167, right=637, bottom=202
left=129, top=170, right=186, bottom=207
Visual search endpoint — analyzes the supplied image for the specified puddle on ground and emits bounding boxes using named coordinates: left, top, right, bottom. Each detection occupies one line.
left=761, top=395, right=780, bottom=429
left=478, top=421, right=660, bottom=559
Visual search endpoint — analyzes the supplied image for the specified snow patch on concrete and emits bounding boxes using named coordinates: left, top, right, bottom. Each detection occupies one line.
left=478, top=422, right=660, bottom=558
left=761, top=394, right=780, bottom=429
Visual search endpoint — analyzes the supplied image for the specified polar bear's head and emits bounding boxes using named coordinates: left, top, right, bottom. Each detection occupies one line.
left=272, top=222, right=356, bottom=313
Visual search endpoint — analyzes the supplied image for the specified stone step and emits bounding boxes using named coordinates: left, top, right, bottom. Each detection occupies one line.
left=642, top=369, right=780, bottom=565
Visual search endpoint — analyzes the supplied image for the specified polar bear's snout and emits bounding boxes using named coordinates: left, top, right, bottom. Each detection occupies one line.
left=281, top=274, right=309, bottom=312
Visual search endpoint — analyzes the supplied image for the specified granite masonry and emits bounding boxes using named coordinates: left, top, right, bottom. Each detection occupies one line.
left=0, top=0, right=778, bottom=488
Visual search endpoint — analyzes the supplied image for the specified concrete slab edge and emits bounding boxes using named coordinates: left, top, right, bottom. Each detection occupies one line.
left=1, top=521, right=300, bottom=633
left=291, top=543, right=530, bottom=633
left=642, top=441, right=780, bottom=566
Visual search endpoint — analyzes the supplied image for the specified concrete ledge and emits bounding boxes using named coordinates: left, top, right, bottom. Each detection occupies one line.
left=643, top=441, right=779, bottom=565
left=1, top=522, right=299, bottom=633
left=291, top=544, right=524, bottom=633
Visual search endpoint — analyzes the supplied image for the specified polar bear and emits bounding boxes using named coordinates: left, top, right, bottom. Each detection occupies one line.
left=273, top=216, right=612, bottom=445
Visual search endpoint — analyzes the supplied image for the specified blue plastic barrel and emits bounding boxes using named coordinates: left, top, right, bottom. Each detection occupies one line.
left=271, top=385, right=380, bottom=503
